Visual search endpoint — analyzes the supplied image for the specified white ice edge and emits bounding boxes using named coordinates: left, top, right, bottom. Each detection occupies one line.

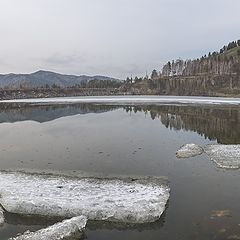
left=0, top=206, right=4, bottom=226
left=1, top=96, right=240, bottom=105
left=9, top=215, right=87, bottom=240
left=0, top=170, right=170, bottom=224
left=176, top=144, right=240, bottom=169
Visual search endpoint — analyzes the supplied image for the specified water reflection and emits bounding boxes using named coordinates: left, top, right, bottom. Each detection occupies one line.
left=0, top=102, right=240, bottom=240
left=3, top=210, right=166, bottom=232
left=124, top=105, right=240, bottom=144
left=0, top=103, right=119, bottom=123
left=0, top=103, right=239, bottom=144
left=4, top=212, right=62, bottom=226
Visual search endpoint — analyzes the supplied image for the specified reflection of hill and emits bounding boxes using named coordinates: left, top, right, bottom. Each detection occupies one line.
left=124, top=105, right=240, bottom=144
left=0, top=103, right=119, bottom=123
left=0, top=103, right=239, bottom=144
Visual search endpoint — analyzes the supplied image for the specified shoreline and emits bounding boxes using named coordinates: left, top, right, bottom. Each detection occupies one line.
left=1, top=87, right=240, bottom=101
left=1, top=95, right=240, bottom=106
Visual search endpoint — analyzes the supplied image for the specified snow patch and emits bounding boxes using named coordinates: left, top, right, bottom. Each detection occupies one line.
left=0, top=171, right=170, bottom=224
left=9, top=215, right=87, bottom=240
left=176, top=144, right=204, bottom=158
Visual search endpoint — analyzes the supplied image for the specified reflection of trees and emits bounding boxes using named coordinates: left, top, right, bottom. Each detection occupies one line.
left=124, top=105, right=240, bottom=144
left=1, top=103, right=239, bottom=144
left=0, top=103, right=120, bottom=123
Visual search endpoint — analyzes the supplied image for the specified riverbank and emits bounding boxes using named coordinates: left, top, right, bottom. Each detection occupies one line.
left=0, top=88, right=129, bottom=100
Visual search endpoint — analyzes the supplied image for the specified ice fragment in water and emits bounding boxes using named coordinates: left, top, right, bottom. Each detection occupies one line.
left=176, top=144, right=204, bottom=158
left=9, top=215, right=87, bottom=240
left=0, top=170, right=170, bottom=224
left=204, top=145, right=240, bottom=169
left=176, top=144, right=240, bottom=169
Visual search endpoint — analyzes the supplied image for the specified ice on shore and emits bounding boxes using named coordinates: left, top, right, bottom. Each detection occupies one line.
left=0, top=171, right=170, bottom=224
left=176, top=144, right=240, bottom=169
left=1, top=96, right=240, bottom=105
left=176, top=144, right=204, bottom=158
left=9, top=215, right=87, bottom=240
left=204, top=145, right=240, bottom=169
left=0, top=206, right=4, bottom=226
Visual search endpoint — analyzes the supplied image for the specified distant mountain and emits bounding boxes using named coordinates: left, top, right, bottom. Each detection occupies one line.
left=0, top=70, right=121, bottom=89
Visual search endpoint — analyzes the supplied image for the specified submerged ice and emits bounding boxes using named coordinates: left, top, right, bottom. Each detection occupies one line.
left=0, top=170, right=170, bottom=224
left=9, top=215, right=87, bottom=240
left=176, top=144, right=240, bottom=169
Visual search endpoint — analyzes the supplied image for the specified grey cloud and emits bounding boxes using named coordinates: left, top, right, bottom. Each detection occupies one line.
left=0, top=0, right=240, bottom=78
left=42, top=53, right=86, bottom=66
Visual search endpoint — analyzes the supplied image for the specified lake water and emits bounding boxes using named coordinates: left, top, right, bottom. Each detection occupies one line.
left=0, top=97, right=240, bottom=240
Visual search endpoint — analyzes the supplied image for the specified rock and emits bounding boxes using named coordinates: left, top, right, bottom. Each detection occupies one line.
left=176, top=144, right=204, bottom=158
left=9, top=215, right=87, bottom=240
left=210, top=210, right=231, bottom=219
left=0, top=170, right=170, bottom=224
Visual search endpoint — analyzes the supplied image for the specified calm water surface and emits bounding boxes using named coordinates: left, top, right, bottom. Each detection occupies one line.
left=0, top=101, right=240, bottom=239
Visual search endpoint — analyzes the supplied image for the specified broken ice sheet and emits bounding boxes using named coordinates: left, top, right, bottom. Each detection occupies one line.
left=204, top=145, right=240, bottom=169
left=176, top=144, right=240, bottom=169
left=176, top=144, right=204, bottom=158
left=9, top=215, right=87, bottom=240
left=0, top=170, right=170, bottom=224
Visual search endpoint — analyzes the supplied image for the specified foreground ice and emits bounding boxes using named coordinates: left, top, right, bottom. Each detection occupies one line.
left=1, top=96, right=240, bottom=105
left=9, top=215, right=87, bottom=240
left=0, top=170, right=170, bottom=224
left=176, top=144, right=240, bottom=169
left=176, top=144, right=204, bottom=158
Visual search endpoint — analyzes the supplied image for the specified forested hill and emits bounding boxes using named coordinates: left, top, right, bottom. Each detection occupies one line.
left=160, top=40, right=240, bottom=77
left=123, top=40, right=240, bottom=97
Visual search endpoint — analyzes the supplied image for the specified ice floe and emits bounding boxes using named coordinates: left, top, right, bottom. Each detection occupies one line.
left=176, top=144, right=204, bottom=158
left=0, top=170, right=170, bottom=224
left=1, top=96, right=240, bottom=106
left=204, top=145, right=240, bottom=169
left=176, top=144, right=240, bottom=169
left=9, top=215, right=87, bottom=240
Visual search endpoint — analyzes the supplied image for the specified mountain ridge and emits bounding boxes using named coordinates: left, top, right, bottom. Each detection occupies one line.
left=0, top=70, right=121, bottom=89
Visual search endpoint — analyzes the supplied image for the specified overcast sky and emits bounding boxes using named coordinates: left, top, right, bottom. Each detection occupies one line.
left=0, top=0, right=240, bottom=79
